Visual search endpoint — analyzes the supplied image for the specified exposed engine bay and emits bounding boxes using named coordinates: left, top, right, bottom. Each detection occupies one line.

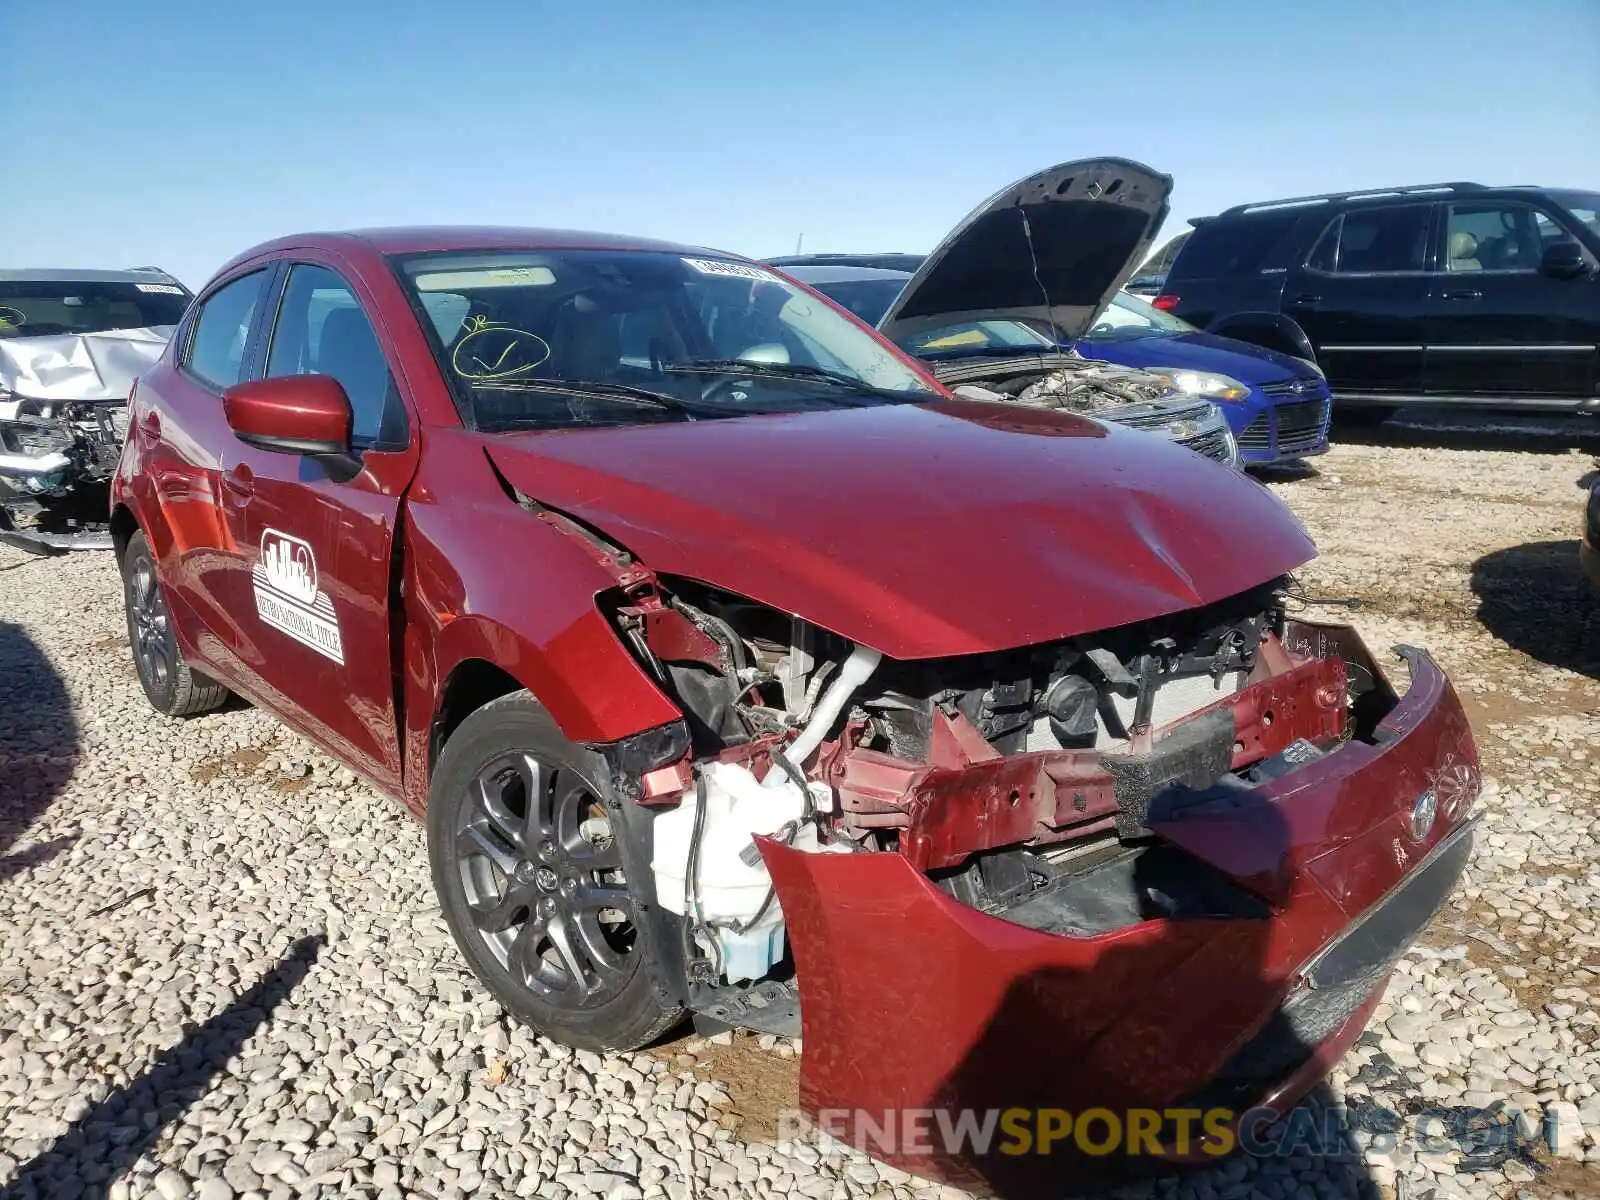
left=608, top=569, right=1355, bottom=1028
left=931, top=351, right=1239, bottom=466
left=0, top=395, right=128, bottom=554
left=941, top=352, right=1178, bottom=412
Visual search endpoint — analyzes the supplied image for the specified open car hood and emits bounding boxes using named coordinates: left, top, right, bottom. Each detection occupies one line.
left=484, top=399, right=1313, bottom=660
left=0, top=326, right=174, bottom=404
left=877, top=158, right=1172, bottom=346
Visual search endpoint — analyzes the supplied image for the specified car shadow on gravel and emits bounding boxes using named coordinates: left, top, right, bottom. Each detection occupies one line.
left=0, top=933, right=325, bottom=1200
left=0, top=621, right=80, bottom=882
left=1470, top=541, right=1600, bottom=680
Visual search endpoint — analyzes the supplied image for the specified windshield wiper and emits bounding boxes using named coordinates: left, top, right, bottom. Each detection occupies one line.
left=660, top=359, right=927, bottom=404
left=469, top=378, right=730, bottom=419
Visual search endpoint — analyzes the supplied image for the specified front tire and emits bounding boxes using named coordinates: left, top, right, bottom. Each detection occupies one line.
left=121, top=530, right=230, bottom=717
left=428, top=691, right=683, bottom=1050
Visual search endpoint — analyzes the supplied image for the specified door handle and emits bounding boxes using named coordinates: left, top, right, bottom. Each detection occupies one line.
left=220, top=465, right=254, bottom=501
left=1441, top=289, right=1483, bottom=301
left=1291, top=293, right=1322, bottom=306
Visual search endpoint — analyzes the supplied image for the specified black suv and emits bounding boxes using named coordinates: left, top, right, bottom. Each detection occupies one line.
left=1155, top=182, right=1600, bottom=417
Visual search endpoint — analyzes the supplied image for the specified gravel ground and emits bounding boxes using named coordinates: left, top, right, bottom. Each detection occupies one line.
left=2, top=426, right=1598, bottom=1200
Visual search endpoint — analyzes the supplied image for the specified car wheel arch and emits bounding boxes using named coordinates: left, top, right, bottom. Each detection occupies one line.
left=415, top=611, right=682, bottom=809
left=1207, top=312, right=1317, bottom=363
left=110, top=504, right=140, bottom=564
left=427, top=657, right=530, bottom=776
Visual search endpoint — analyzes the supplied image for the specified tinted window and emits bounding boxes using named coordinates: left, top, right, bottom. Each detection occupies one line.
left=186, top=271, right=268, bottom=390
left=1322, top=205, right=1431, bottom=274
left=1444, top=203, right=1543, bottom=272
left=0, top=280, right=189, bottom=339
left=1167, top=213, right=1301, bottom=280
left=266, top=265, right=405, bottom=449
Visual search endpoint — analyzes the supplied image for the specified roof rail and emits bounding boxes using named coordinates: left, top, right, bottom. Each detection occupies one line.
left=1214, top=182, right=1487, bottom=219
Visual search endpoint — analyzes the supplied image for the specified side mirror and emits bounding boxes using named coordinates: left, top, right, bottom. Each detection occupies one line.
left=1540, top=240, right=1592, bottom=280
left=223, top=375, right=358, bottom=473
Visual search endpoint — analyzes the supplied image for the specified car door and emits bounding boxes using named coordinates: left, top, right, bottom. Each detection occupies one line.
left=218, top=257, right=419, bottom=792
left=1423, top=199, right=1600, bottom=400
left=135, top=264, right=277, bottom=677
left=1285, top=203, right=1437, bottom=396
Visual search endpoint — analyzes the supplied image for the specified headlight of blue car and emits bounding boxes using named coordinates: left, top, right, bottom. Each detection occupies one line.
left=1165, top=370, right=1253, bottom=402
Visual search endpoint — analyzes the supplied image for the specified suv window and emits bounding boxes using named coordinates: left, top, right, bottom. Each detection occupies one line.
left=1308, top=204, right=1431, bottom=274
left=1444, top=203, right=1544, bottom=272
left=1166, top=213, right=1301, bottom=280
left=185, top=271, right=269, bottom=390
left=266, top=265, right=406, bottom=449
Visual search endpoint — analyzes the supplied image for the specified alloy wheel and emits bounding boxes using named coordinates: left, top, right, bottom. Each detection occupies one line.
left=453, top=752, right=637, bottom=1005
left=128, top=556, right=172, bottom=694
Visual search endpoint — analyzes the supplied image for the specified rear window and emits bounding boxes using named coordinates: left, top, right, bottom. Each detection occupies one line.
left=1166, top=213, right=1303, bottom=281
left=0, top=280, right=189, bottom=339
left=805, top=278, right=906, bottom=326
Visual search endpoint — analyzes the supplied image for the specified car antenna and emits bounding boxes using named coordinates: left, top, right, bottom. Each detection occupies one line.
left=1018, top=208, right=1063, bottom=350
left=794, top=232, right=804, bottom=254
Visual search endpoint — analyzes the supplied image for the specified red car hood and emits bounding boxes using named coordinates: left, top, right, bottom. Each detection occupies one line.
left=484, top=399, right=1315, bottom=659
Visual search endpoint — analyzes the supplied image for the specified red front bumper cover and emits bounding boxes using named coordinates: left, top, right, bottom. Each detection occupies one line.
left=761, top=621, right=1479, bottom=1191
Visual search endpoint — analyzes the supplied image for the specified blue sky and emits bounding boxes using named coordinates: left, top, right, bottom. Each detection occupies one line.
left=5, top=0, right=1597, bottom=288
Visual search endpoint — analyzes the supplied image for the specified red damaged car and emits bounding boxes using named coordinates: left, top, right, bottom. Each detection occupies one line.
left=113, top=159, right=1478, bottom=1186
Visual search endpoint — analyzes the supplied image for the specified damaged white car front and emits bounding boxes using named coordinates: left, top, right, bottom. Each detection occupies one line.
left=0, top=269, right=190, bottom=554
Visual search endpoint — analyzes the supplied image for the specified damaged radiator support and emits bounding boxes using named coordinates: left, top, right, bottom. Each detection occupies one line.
left=824, top=653, right=1349, bottom=871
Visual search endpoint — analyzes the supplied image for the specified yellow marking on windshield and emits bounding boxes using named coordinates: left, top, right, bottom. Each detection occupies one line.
left=450, top=315, right=552, bottom=381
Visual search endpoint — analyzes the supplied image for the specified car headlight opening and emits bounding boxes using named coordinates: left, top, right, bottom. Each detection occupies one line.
left=1167, top=370, right=1252, bottom=403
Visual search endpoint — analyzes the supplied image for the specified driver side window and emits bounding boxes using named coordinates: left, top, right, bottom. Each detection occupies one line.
left=265, top=265, right=408, bottom=450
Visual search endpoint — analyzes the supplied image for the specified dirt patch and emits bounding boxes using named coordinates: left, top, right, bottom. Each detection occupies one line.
left=654, top=1029, right=800, bottom=1143
left=190, top=745, right=272, bottom=786
left=1524, top=1153, right=1600, bottom=1198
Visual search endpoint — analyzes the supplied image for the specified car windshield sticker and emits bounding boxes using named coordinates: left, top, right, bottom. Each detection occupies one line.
left=253, top=528, right=344, bottom=664
left=450, top=315, right=552, bottom=381
left=134, top=283, right=186, bottom=294
left=681, top=258, right=774, bottom=281
left=415, top=266, right=557, bottom=291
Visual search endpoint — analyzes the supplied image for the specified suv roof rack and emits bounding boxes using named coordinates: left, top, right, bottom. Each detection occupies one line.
left=1202, top=182, right=1488, bottom=222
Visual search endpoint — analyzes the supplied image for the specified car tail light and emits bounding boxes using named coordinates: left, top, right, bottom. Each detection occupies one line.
left=1152, top=293, right=1180, bottom=311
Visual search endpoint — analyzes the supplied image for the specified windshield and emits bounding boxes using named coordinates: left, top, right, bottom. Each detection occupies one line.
left=393, top=250, right=938, bottom=431
left=0, top=280, right=189, bottom=339
left=1082, top=292, right=1198, bottom=341
left=802, top=277, right=906, bottom=326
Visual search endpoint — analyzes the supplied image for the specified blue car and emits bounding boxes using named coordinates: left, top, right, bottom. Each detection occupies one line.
left=1075, top=291, right=1331, bottom=465
left=767, top=256, right=1331, bottom=467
